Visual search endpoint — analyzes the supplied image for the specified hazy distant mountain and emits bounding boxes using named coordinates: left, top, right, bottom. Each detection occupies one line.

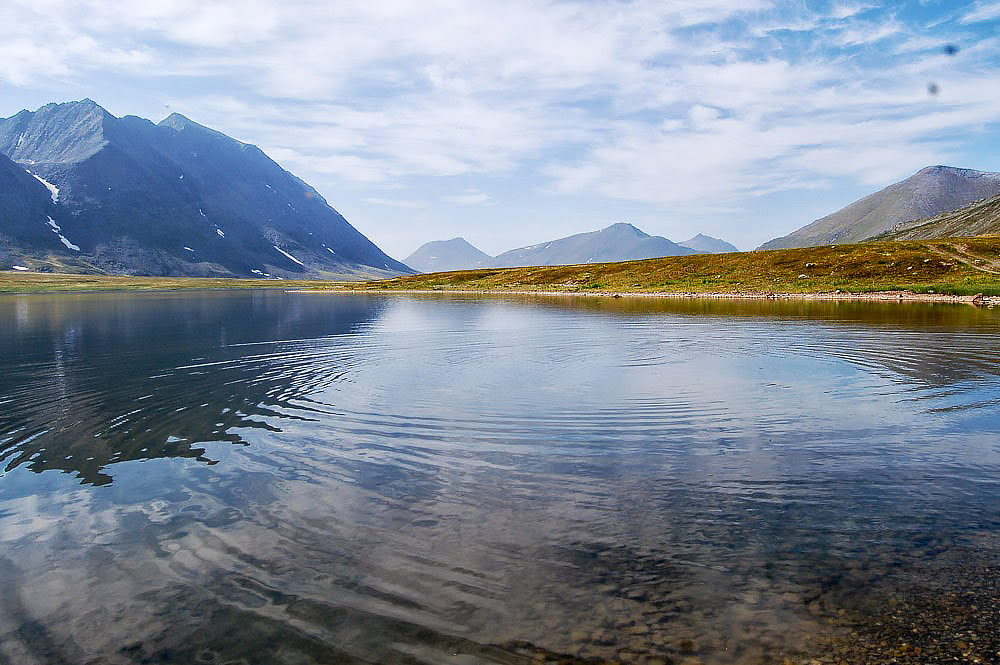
left=491, top=222, right=698, bottom=268
left=403, top=237, right=494, bottom=273
left=874, top=191, right=1000, bottom=241
left=0, top=100, right=413, bottom=278
left=759, top=165, right=1000, bottom=250
left=404, top=223, right=716, bottom=273
left=678, top=233, right=738, bottom=253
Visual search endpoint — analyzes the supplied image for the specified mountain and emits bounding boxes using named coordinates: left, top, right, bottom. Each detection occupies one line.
left=874, top=191, right=1000, bottom=241
left=0, top=100, right=413, bottom=278
left=678, top=233, right=738, bottom=253
left=759, top=165, right=1000, bottom=250
left=403, top=223, right=715, bottom=273
left=491, top=222, right=698, bottom=268
left=0, top=152, right=63, bottom=268
left=403, top=237, right=493, bottom=273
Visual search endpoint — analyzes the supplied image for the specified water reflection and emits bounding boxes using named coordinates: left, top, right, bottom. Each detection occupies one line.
left=0, top=292, right=999, bottom=664
left=456, top=293, right=1000, bottom=390
left=0, top=291, right=385, bottom=484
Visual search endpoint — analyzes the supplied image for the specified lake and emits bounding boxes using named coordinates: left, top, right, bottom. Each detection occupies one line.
left=1, top=291, right=999, bottom=664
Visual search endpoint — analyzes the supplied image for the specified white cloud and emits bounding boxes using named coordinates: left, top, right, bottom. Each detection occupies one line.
left=1, top=0, right=998, bottom=249
left=364, top=197, right=429, bottom=209
left=442, top=191, right=492, bottom=205
left=959, top=1, right=1000, bottom=23
left=831, top=19, right=903, bottom=46
left=829, top=1, right=879, bottom=20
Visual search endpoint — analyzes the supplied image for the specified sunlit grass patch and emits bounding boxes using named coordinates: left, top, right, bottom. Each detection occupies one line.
left=4, top=235, right=1000, bottom=297
left=347, top=235, right=1000, bottom=297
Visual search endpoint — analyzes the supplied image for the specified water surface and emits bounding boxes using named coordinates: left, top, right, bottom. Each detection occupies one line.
left=1, top=291, right=999, bottom=664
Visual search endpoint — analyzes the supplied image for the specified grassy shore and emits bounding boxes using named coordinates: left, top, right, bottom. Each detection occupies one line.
left=3, top=235, right=1000, bottom=297
left=334, top=235, right=1000, bottom=297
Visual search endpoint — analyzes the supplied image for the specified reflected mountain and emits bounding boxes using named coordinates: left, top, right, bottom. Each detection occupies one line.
left=2, top=292, right=1000, bottom=664
left=0, top=291, right=386, bottom=485
left=3, top=291, right=999, bottom=488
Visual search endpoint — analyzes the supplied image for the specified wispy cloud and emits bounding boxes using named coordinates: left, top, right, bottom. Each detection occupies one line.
left=442, top=191, right=492, bottom=206
left=829, top=1, right=880, bottom=20
left=959, top=1, right=1000, bottom=23
left=1, top=0, right=998, bottom=251
left=364, top=198, right=429, bottom=209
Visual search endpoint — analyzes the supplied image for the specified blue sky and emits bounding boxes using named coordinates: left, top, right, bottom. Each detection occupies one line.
left=2, top=0, right=999, bottom=258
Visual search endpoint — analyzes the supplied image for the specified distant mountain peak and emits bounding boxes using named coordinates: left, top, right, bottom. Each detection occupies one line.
left=157, top=112, right=250, bottom=148
left=159, top=112, right=193, bottom=127
left=678, top=233, right=739, bottom=253
left=403, top=237, right=492, bottom=273
left=917, top=164, right=969, bottom=175
left=604, top=222, right=648, bottom=236
left=158, top=112, right=209, bottom=132
left=490, top=223, right=697, bottom=268
left=759, top=165, right=1000, bottom=250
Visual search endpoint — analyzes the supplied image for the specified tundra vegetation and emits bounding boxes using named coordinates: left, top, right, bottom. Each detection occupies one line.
left=347, top=235, right=1000, bottom=297
left=3, top=235, right=1000, bottom=296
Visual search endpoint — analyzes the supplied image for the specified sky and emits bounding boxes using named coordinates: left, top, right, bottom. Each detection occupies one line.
left=1, top=0, right=999, bottom=259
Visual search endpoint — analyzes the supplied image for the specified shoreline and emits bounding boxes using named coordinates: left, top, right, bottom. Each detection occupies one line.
left=305, top=288, right=998, bottom=306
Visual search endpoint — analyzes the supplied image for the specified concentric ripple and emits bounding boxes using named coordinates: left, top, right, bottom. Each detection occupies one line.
left=1, top=292, right=999, bottom=664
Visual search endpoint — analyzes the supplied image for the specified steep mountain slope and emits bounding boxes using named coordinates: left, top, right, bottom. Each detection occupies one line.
left=492, top=222, right=698, bottom=268
left=403, top=237, right=493, bottom=273
left=759, top=166, right=1000, bottom=250
left=0, top=100, right=412, bottom=278
left=874, top=191, right=1000, bottom=241
left=678, top=233, right=738, bottom=253
left=0, top=152, right=63, bottom=268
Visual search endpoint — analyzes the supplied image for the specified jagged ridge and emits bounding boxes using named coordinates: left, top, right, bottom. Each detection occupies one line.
left=0, top=100, right=413, bottom=278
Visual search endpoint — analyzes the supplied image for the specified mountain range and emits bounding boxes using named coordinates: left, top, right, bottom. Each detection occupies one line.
left=759, top=165, right=1000, bottom=250
left=403, top=237, right=495, bottom=273
left=676, top=233, right=739, bottom=254
left=403, top=223, right=738, bottom=273
left=0, top=100, right=412, bottom=278
left=5, top=102, right=996, bottom=279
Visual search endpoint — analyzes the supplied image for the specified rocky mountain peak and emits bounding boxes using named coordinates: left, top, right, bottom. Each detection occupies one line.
left=158, top=112, right=196, bottom=129
left=759, top=165, right=1000, bottom=250
left=0, top=100, right=413, bottom=279
left=915, top=165, right=975, bottom=176
left=605, top=222, right=648, bottom=237
left=0, top=99, right=112, bottom=166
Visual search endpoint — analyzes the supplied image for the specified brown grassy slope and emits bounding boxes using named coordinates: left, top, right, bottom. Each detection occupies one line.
left=340, top=236, right=1000, bottom=296
left=5, top=235, right=1000, bottom=296
left=874, top=192, right=1000, bottom=241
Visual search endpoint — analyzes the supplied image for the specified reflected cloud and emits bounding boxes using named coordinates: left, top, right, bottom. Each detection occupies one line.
left=1, top=293, right=1000, bottom=663
left=0, top=291, right=386, bottom=485
left=430, top=293, right=1000, bottom=390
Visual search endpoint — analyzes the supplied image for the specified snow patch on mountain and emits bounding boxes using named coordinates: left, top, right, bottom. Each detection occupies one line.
left=47, top=216, right=79, bottom=251
left=28, top=171, right=59, bottom=203
left=273, top=245, right=305, bottom=266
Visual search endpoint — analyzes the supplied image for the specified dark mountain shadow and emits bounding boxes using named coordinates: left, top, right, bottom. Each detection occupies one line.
left=0, top=291, right=386, bottom=485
